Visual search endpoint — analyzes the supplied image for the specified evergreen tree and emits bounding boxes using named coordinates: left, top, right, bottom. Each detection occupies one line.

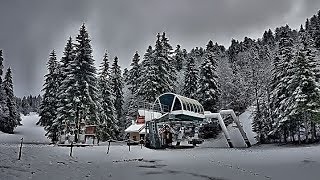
left=38, top=50, right=60, bottom=141
left=137, top=33, right=176, bottom=103
left=137, top=46, right=159, bottom=102
left=286, top=32, right=320, bottom=142
left=154, top=33, right=175, bottom=93
left=127, top=51, right=141, bottom=95
left=110, top=56, right=124, bottom=137
left=183, top=55, right=198, bottom=98
left=54, top=37, right=76, bottom=134
left=161, top=32, right=176, bottom=85
left=262, top=29, right=275, bottom=47
left=270, top=25, right=295, bottom=141
left=0, top=50, right=10, bottom=133
left=21, top=96, right=30, bottom=115
left=59, top=37, right=75, bottom=82
left=173, top=45, right=184, bottom=71
left=196, top=40, right=221, bottom=112
left=125, top=51, right=141, bottom=128
left=67, top=24, right=102, bottom=142
left=247, top=43, right=274, bottom=143
left=122, top=68, right=129, bottom=84
left=4, top=68, right=21, bottom=129
left=98, top=51, right=118, bottom=140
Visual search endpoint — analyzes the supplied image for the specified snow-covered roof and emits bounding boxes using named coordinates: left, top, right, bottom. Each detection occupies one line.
left=124, top=124, right=145, bottom=133
left=154, top=93, right=204, bottom=114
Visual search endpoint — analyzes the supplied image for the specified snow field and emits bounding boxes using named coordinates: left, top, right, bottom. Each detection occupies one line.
left=1, top=112, right=320, bottom=180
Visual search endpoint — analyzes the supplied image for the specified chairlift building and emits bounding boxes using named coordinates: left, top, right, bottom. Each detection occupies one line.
left=153, top=93, right=205, bottom=121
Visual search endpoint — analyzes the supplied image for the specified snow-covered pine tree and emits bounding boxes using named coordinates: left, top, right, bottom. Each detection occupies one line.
left=183, top=55, right=198, bottom=98
left=137, top=46, right=159, bottom=102
left=270, top=25, right=296, bottom=142
left=38, top=50, right=60, bottom=141
left=173, top=45, right=184, bottom=71
left=285, top=31, right=320, bottom=143
left=21, top=96, right=30, bottom=115
left=70, top=24, right=101, bottom=141
left=189, top=47, right=204, bottom=70
left=262, top=29, right=276, bottom=48
left=228, top=39, right=242, bottom=65
left=196, top=40, right=221, bottom=112
left=4, top=68, right=21, bottom=129
left=160, top=32, right=176, bottom=92
left=123, top=51, right=142, bottom=129
left=110, top=56, right=124, bottom=137
left=154, top=33, right=175, bottom=94
left=307, top=12, right=320, bottom=48
left=247, top=42, right=274, bottom=143
left=0, top=50, right=10, bottom=133
left=127, top=51, right=141, bottom=95
left=122, top=85, right=137, bottom=130
left=54, top=37, right=76, bottom=132
left=123, top=68, right=129, bottom=84
left=59, top=37, right=75, bottom=82
left=216, top=53, right=234, bottom=110
left=98, top=51, right=118, bottom=140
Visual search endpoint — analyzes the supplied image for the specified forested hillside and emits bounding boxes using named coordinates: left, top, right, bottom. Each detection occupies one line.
left=37, top=10, right=320, bottom=144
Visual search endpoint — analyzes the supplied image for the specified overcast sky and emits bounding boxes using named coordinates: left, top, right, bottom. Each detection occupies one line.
left=1, top=0, right=320, bottom=97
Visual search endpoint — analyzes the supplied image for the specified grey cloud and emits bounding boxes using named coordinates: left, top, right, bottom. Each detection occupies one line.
left=0, top=0, right=319, bottom=97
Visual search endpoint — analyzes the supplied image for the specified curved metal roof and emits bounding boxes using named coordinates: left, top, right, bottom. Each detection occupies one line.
left=154, top=93, right=204, bottom=114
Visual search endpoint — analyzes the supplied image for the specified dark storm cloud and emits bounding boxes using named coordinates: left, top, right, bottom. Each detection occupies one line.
left=0, top=0, right=319, bottom=97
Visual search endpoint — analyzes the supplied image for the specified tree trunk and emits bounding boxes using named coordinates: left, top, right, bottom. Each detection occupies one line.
left=284, top=132, right=287, bottom=143
left=311, top=121, right=315, bottom=143
left=312, top=123, right=317, bottom=141
left=291, top=130, right=295, bottom=143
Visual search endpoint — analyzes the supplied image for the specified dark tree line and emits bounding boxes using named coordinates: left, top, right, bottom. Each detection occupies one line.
left=15, top=95, right=42, bottom=115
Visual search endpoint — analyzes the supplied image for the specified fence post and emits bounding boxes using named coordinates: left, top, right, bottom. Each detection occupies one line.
left=107, top=140, right=111, bottom=154
left=18, top=138, right=23, bottom=160
left=70, top=142, right=73, bottom=157
left=128, top=139, right=131, bottom=151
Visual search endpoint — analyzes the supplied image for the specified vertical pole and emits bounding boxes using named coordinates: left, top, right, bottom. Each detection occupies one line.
left=107, top=140, right=111, bottom=154
left=18, top=138, right=23, bottom=160
left=128, top=139, right=131, bottom=151
left=70, top=142, right=73, bottom=157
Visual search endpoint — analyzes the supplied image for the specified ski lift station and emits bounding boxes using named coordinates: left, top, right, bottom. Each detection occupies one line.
left=125, top=93, right=251, bottom=149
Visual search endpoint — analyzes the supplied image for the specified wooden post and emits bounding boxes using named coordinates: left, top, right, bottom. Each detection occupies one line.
left=107, top=140, right=111, bottom=154
left=18, top=138, right=23, bottom=160
left=128, top=139, right=131, bottom=151
left=70, top=142, right=73, bottom=157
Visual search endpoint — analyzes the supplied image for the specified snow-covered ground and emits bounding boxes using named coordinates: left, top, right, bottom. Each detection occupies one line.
left=1, top=112, right=320, bottom=180
left=0, top=113, right=51, bottom=145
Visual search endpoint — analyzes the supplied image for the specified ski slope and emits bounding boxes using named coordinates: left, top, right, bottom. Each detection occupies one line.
left=1, top=111, right=320, bottom=180
left=0, top=113, right=51, bottom=144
